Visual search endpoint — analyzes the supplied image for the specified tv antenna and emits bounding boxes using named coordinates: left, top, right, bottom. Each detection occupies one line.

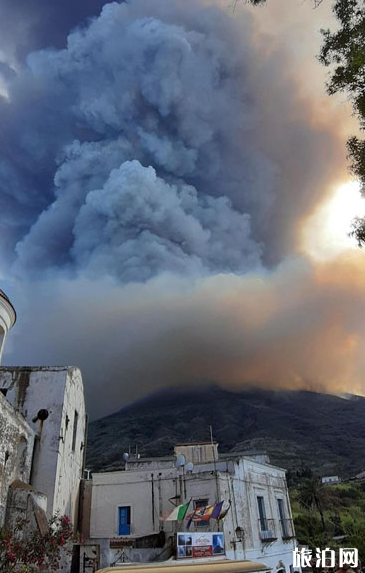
left=185, top=462, right=194, bottom=473
left=175, top=454, right=186, bottom=469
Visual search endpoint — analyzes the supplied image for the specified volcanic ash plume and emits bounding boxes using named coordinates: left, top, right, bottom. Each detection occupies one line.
left=0, top=0, right=357, bottom=416
left=7, top=254, right=365, bottom=418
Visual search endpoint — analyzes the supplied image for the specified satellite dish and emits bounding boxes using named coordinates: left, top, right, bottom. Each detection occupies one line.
left=123, top=452, right=130, bottom=462
left=185, top=462, right=194, bottom=473
left=175, top=454, right=186, bottom=469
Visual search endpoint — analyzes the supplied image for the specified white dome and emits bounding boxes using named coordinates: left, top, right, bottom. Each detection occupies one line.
left=0, top=289, right=16, bottom=364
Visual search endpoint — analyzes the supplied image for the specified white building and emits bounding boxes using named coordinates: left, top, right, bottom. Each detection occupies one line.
left=0, top=288, right=16, bottom=364
left=321, top=476, right=340, bottom=485
left=81, top=442, right=297, bottom=571
left=0, top=366, right=87, bottom=522
left=0, top=288, right=87, bottom=571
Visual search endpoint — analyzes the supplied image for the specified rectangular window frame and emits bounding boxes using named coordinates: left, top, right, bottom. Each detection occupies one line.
left=193, top=498, right=210, bottom=527
left=118, top=505, right=131, bottom=536
left=72, top=410, right=78, bottom=452
left=257, top=495, right=267, bottom=532
left=277, top=498, right=288, bottom=538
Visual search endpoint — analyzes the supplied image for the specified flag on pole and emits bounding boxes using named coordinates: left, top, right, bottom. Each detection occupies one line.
left=186, top=507, right=197, bottom=530
left=217, top=500, right=231, bottom=520
left=197, top=504, right=214, bottom=522
left=211, top=501, right=224, bottom=520
left=160, top=501, right=190, bottom=521
left=186, top=504, right=215, bottom=523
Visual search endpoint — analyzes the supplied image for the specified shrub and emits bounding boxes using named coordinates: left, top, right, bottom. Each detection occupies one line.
left=0, top=514, right=78, bottom=572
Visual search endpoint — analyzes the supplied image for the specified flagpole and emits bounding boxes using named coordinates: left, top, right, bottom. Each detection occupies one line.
left=210, top=425, right=220, bottom=503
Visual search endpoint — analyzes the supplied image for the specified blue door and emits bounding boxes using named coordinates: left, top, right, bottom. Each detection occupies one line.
left=118, top=506, right=131, bottom=535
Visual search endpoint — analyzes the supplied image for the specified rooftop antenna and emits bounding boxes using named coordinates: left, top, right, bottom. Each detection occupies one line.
left=185, top=462, right=194, bottom=473
left=175, top=454, right=186, bottom=470
left=210, top=425, right=219, bottom=502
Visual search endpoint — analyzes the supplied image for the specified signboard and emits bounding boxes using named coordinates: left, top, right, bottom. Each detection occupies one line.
left=177, top=532, right=225, bottom=559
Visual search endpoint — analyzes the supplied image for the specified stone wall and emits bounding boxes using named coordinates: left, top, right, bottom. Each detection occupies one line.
left=0, top=366, right=86, bottom=523
left=0, top=391, right=34, bottom=525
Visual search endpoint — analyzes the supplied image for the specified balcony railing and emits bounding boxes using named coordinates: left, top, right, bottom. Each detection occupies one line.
left=280, top=518, right=295, bottom=539
left=258, top=519, right=277, bottom=542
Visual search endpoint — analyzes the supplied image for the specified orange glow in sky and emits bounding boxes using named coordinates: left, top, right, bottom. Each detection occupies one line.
left=302, top=181, right=365, bottom=261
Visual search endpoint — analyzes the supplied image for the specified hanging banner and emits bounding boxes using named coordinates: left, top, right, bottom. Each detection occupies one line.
left=177, top=532, right=225, bottom=559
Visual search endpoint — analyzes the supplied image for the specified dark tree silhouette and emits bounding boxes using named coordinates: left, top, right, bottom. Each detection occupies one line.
left=298, top=477, right=327, bottom=532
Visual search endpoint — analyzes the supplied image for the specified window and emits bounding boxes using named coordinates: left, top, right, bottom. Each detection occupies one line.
left=118, top=506, right=131, bottom=535
left=193, top=499, right=209, bottom=510
left=72, top=410, right=78, bottom=452
left=278, top=498, right=288, bottom=537
left=193, top=498, right=209, bottom=527
left=257, top=496, right=267, bottom=531
left=17, top=437, right=27, bottom=480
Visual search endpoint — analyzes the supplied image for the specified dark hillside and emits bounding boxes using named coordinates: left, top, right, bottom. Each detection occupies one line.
left=86, top=386, right=365, bottom=476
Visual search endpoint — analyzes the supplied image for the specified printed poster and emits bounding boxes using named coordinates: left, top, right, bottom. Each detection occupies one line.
left=177, top=532, right=225, bottom=559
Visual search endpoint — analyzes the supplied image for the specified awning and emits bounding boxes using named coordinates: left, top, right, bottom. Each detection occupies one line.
left=97, top=559, right=270, bottom=573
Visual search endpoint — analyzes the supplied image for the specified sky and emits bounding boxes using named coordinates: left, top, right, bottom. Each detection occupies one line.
left=1, top=0, right=365, bottom=419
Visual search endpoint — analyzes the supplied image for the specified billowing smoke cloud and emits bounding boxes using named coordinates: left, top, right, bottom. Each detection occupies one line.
left=0, top=0, right=107, bottom=65
left=1, top=0, right=345, bottom=276
left=0, top=0, right=359, bottom=417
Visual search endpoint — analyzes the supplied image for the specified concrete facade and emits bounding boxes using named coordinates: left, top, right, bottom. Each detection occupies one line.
left=0, top=366, right=87, bottom=523
left=0, top=288, right=87, bottom=572
left=82, top=446, right=297, bottom=571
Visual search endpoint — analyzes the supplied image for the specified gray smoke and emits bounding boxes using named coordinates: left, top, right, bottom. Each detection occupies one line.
left=1, top=0, right=343, bottom=280
left=0, top=0, right=356, bottom=417
left=6, top=253, right=365, bottom=419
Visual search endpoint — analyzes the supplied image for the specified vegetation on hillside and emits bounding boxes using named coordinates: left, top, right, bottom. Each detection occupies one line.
left=87, top=387, right=365, bottom=477
left=290, top=471, right=365, bottom=563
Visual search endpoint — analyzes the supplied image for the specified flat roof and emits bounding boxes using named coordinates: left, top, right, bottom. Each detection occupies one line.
left=175, top=442, right=218, bottom=446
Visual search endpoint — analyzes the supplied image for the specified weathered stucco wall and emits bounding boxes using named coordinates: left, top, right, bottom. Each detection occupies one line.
left=0, top=366, right=86, bottom=524
left=86, top=453, right=297, bottom=570
left=53, top=367, right=86, bottom=524
left=229, top=457, right=297, bottom=570
left=5, top=484, right=48, bottom=535
left=0, top=391, right=34, bottom=525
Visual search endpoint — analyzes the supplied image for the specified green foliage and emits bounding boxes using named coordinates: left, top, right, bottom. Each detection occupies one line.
left=319, top=0, right=365, bottom=243
left=287, top=465, right=314, bottom=487
left=0, top=514, right=77, bottom=572
left=294, top=513, right=329, bottom=549
left=291, top=481, right=365, bottom=563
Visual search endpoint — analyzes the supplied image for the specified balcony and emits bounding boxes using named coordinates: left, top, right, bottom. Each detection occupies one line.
left=258, top=519, right=277, bottom=542
left=280, top=518, right=295, bottom=539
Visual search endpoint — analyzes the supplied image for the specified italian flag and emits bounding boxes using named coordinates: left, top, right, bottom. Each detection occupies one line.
left=161, top=501, right=190, bottom=521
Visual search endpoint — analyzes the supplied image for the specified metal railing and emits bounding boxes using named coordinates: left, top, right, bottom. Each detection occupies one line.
left=258, top=519, right=277, bottom=541
left=280, top=518, right=295, bottom=539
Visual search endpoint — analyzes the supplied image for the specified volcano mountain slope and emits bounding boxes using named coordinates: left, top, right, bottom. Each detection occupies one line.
left=86, top=386, right=365, bottom=476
